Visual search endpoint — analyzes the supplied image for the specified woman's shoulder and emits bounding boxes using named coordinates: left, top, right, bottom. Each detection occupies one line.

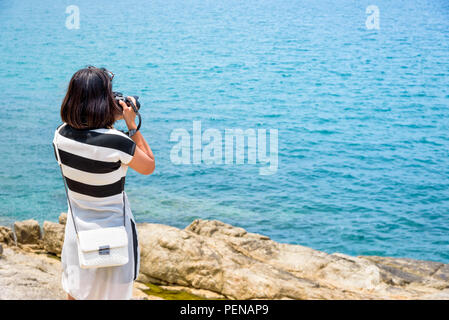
left=56, top=124, right=134, bottom=152
left=91, top=127, right=136, bottom=157
left=92, top=127, right=133, bottom=141
left=55, top=122, right=67, bottom=131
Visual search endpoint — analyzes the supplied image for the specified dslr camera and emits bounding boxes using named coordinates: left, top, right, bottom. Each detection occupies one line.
left=113, top=91, right=142, bottom=133
left=113, top=91, right=141, bottom=112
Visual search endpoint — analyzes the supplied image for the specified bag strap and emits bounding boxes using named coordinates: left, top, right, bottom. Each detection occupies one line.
left=53, top=124, right=126, bottom=236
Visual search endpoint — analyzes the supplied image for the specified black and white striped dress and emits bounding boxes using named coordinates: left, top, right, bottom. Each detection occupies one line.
left=53, top=123, right=140, bottom=300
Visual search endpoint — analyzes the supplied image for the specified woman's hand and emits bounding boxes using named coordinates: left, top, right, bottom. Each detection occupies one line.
left=119, top=97, right=137, bottom=130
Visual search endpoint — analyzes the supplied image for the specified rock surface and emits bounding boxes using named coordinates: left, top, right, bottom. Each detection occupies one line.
left=14, top=219, right=41, bottom=244
left=0, top=246, right=65, bottom=299
left=0, top=226, right=14, bottom=245
left=1, top=217, right=448, bottom=300
left=138, top=219, right=449, bottom=299
left=43, top=221, right=65, bottom=257
left=59, top=213, right=67, bottom=225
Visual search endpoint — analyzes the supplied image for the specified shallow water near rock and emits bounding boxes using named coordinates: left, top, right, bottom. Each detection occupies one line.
left=0, top=0, right=448, bottom=263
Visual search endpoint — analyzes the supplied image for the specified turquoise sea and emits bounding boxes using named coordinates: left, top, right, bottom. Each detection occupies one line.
left=1, top=0, right=449, bottom=262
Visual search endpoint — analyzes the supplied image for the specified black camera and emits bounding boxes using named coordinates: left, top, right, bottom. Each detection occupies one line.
left=113, top=91, right=141, bottom=111
left=113, top=91, right=142, bottom=133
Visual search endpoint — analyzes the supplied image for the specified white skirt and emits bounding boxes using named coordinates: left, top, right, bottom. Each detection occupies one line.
left=61, top=192, right=140, bottom=300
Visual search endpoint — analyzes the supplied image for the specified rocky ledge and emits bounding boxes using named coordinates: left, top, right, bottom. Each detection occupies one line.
left=0, top=215, right=448, bottom=300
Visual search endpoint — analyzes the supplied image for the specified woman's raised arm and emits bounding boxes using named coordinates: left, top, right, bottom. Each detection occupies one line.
left=119, top=97, right=155, bottom=175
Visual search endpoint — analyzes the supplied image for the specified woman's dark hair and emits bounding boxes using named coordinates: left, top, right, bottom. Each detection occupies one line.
left=60, top=66, right=121, bottom=129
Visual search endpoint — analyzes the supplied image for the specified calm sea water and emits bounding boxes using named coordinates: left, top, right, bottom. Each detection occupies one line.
left=0, top=0, right=449, bottom=262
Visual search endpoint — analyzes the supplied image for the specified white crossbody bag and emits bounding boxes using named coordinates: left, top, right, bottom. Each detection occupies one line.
left=53, top=128, right=129, bottom=269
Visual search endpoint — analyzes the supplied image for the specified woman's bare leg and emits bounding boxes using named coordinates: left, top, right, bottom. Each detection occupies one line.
left=67, top=294, right=75, bottom=300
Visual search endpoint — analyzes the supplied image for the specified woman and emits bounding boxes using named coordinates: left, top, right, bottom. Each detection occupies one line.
left=52, top=66, right=155, bottom=300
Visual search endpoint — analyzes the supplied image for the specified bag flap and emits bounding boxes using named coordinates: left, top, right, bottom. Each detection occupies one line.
left=77, top=226, right=128, bottom=253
